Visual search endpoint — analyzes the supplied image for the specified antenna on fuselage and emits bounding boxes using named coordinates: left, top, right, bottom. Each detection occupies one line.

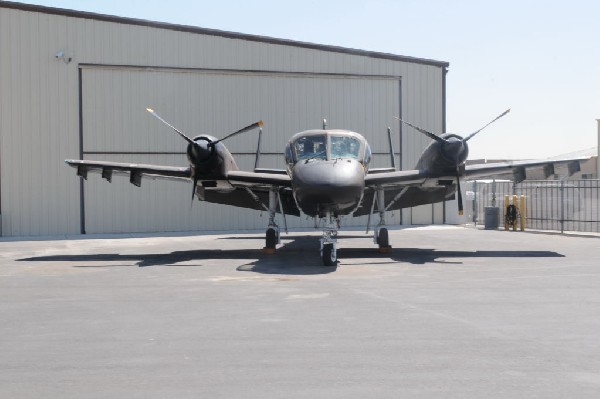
left=387, top=127, right=396, bottom=170
left=322, top=119, right=327, bottom=130
left=254, top=127, right=263, bottom=170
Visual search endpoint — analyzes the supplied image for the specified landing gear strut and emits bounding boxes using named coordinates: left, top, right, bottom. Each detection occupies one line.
left=320, top=212, right=339, bottom=266
left=262, top=189, right=286, bottom=254
left=370, top=187, right=392, bottom=253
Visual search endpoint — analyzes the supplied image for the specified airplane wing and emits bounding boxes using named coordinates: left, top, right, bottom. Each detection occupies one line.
left=65, top=159, right=299, bottom=216
left=65, top=160, right=192, bottom=183
left=355, top=170, right=445, bottom=216
left=363, top=157, right=588, bottom=188
left=364, top=169, right=427, bottom=187
left=226, top=170, right=292, bottom=188
left=355, top=156, right=590, bottom=216
left=463, top=157, right=588, bottom=181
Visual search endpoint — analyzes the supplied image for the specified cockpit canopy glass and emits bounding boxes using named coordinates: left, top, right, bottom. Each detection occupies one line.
left=330, top=135, right=360, bottom=160
left=292, top=133, right=366, bottom=163
left=294, top=135, right=327, bottom=161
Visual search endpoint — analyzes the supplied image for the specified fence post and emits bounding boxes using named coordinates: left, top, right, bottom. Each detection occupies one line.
left=504, top=195, right=509, bottom=230
left=519, top=195, right=526, bottom=231
left=560, top=179, right=565, bottom=234
left=473, top=180, right=478, bottom=225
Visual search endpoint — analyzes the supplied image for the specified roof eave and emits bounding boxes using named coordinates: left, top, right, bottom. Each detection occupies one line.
left=0, top=1, right=449, bottom=68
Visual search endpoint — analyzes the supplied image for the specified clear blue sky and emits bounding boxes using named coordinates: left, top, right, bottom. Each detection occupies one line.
left=23, top=0, right=600, bottom=159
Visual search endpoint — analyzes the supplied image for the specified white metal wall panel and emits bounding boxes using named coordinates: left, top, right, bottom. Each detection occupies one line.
left=0, top=4, right=445, bottom=236
left=400, top=63, right=445, bottom=225
left=0, top=8, right=81, bottom=236
left=81, top=67, right=400, bottom=233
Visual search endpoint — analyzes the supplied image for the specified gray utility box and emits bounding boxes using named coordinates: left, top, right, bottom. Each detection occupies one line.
left=484, top=207, right=500, bottom=230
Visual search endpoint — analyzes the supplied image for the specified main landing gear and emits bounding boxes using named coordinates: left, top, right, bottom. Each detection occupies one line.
left=264, top=226, right=279, bottom=254
left=375, top=226, right=390, bottom=252
left=264, top=207, right=339, bottom=266
left=260, top=186, right=395, bottom=266
left=368, top=187, right=393, bottom=254
left=262, top=189, right=286, bottom=255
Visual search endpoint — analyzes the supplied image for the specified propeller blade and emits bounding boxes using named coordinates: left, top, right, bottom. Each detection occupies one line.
left=394, top=116, right=446, bottom=144
left=464, top=108, right=511, bottom=142
left=456, top=167, right=464, bottom=216
left=146, top=108, right=196, bottom=145
left=213, top=121, right=264, bottom=145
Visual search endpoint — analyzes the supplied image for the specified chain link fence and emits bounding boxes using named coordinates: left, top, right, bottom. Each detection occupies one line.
left=466, top=180, right=600, bottom=233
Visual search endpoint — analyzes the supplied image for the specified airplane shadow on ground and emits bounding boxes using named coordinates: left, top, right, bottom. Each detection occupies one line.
left=17, top=235, right=564, bottom=275
left=17, top=236, right=336, bottom=275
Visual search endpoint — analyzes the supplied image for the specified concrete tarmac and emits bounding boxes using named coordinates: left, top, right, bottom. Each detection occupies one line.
left=1, top=226, right=599, bottom=398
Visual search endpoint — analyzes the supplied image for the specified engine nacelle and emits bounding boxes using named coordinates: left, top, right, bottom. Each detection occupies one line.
left=416, top=133, right=469, bottom=173
left=187, top=135, right=239, bottom=178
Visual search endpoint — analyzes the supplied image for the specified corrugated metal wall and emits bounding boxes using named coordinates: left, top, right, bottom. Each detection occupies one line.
left=0, top=4, right=446, bottom=236
left=81, top=67, right=401, bottom=233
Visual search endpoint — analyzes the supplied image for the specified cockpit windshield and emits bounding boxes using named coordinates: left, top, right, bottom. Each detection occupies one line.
left=330, top=135, right=360, bottom=160
left=292, top=133, right=364, bottom=163
left=294, top=135, right=327, bottom=161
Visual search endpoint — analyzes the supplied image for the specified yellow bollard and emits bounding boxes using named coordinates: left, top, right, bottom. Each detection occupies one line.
left=504, top=195, right=510, bottom=230
left=512, top=195, right=518, bottom=231
left=519, top=195, right=526, bottom=231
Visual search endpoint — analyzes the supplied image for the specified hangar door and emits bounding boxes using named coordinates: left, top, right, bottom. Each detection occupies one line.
left=80, top=66, right=401, bottom=234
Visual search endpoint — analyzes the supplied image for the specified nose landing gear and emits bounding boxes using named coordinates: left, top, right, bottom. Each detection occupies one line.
left=320, top=212, right=339, bottom=266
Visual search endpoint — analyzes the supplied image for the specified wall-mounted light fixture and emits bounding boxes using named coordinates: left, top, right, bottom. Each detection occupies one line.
left=55, top=50, right=72, bottom=64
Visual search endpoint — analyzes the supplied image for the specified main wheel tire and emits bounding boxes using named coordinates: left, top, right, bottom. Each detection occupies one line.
left=377, top=228, right=389, bottom=248
left=265, top=228, right=277, bottom=249
left=322, top=243, right=337, bottom=266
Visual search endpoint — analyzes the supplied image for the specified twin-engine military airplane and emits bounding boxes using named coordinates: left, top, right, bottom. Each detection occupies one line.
left=66, top=108, right=586, bottom=266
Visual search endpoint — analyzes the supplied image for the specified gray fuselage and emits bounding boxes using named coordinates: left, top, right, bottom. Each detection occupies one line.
left=285, top=130, right=370, bottom=217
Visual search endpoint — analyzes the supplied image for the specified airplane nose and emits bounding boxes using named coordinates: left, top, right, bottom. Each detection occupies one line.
left=292, top=159, right=365, bottom=216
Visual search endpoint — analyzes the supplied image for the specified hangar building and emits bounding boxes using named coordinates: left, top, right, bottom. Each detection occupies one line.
left=0, top=2, right=449, bottom=237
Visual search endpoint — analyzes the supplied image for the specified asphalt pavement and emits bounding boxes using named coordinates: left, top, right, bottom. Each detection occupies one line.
left=1, top=225, right=599, bottom=398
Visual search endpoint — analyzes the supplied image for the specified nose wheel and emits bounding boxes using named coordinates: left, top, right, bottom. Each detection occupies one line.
left=321, top=243, right=337, bottom=266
